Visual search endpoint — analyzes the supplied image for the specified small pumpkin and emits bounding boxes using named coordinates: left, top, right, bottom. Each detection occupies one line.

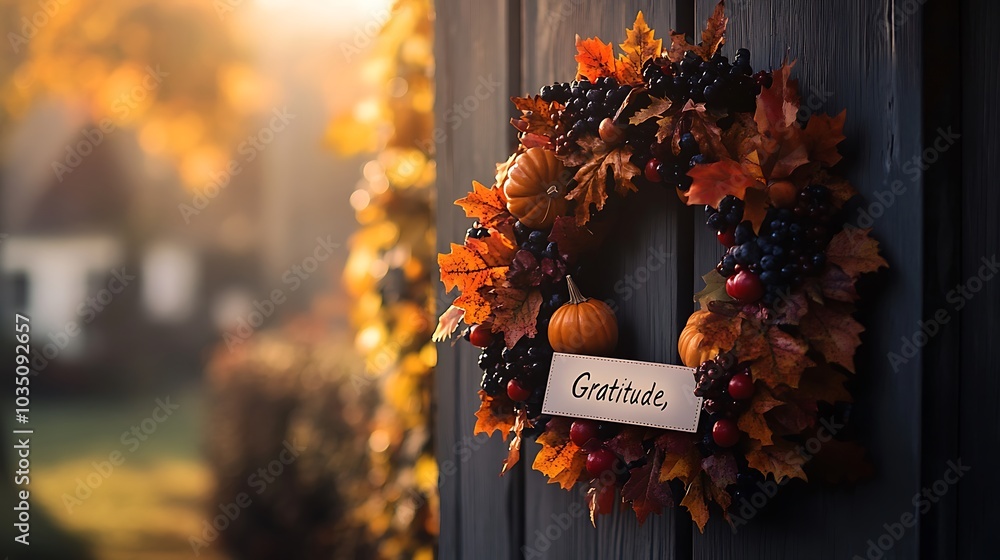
left=678, top=310, right=722, bottom=368
left=548, top=276, right=618, bottom=356
left=503, top=147, right=568, bottom=229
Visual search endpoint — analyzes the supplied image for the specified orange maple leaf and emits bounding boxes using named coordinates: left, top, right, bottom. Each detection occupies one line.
left=455, top=181, right=510, bottom=228
left=685, top=158, right=759, bottom=208
left=803, top=110, right=847, bottom=167
left=510, top=95, right=563, bottom=146
left=532, top=417, right=587, bottom=490
left=491, top=287, right=543, bottom=347
left=737, top=383, right=783, bottom=446
left=566, top=142, right=640, bottom=225
left=474, top=390, right=516, bottom=439
left=746, top=441, right=808, bottom=483
left=735, top=319, right=814, bottom=389
left=575, top=36, right=617, bottom=83
left=667, top=1, right=728, bottom=63
left=800, top=299, right=864, bottom=373
left=616, top=11, right=662, bottom=85
left=438, top=229, right=517, bottom=323
left=826, top=227, right=889, bottom=280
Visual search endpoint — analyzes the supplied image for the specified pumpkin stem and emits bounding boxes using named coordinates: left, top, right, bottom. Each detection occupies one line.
left=565, top=275, right=587, bottom=305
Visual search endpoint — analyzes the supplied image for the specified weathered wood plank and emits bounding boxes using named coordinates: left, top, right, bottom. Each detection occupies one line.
left=433, top=2, right=522, bottom=558
left=692, top=1, right=924, bottom=558
left=958, top=1, right=1000, bottom=558
left=519, top=3, right=688, bottom=559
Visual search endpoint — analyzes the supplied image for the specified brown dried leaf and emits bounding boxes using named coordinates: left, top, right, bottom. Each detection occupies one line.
left=746, top=440, right=808, bottom=483
left=566, top=144, right=640, bottom=225
left=491, top=287, right=543, bottom=348
left=532, top=417, right=588, bottom=490
left=738, top=384, right=783, bottom=446
left=799, top=299, right=864, bottom=373
left=501, top=409, right=531, bottom=475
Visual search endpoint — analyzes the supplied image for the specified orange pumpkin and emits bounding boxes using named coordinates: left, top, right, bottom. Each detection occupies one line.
left=548, top=276, right=618, bottom=356
left=678, top=310, right=722, bottom=367
left=503, top=147, right=568, bottom=229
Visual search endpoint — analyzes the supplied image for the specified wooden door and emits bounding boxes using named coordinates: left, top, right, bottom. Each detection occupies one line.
left=434, top=1, right=995, bottom=558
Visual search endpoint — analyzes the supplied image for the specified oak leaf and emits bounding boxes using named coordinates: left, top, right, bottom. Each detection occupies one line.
left=746, top=441, right=808, bottom=483
left=455, top=181, right=510, bottom=228
left=474, top=390, right=516, bottom=439
left=566, top=143, right=640, bottom=225
left=616, top=11, right=662, bottom=85
left=735, top=319, right=814, bottom=389
left=491, top=287, right=543, bottom=347
left=622, top=451, right=674, bottom=524
left=629, top=96, right=673, bottom=126
left=575, top=36, right=617, bottom=83
left=826, top=227, right=889, bottom=280
left=738, top=384, right=783, bottom=446
left=799, top=299, right=864, bottom=373
left=685, top=158, right=759, bottom=208
left=533, top=417, right=587, bottom=489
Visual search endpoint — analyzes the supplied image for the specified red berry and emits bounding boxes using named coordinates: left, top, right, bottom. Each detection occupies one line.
left=644, top=158, right=662, bottom=182
left=712, top=418, right=741, bottom=448
left=506, top=379, right=532, bottom=402
left=727, top=372, right=755, bottom=400
left=717, top=228, right=736, bottom=248
left=726, top=270, right=764, bottom=302
left=570, top=419, right=600, bottom=448
left=585, top=447, right=618, bottom=477
left=468, top=324, right=494, bottom=347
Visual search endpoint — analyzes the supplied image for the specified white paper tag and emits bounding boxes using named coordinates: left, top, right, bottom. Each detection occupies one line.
left=541, top=353, right=702, bottom=432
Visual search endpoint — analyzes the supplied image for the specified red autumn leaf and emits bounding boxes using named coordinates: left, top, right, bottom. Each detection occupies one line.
left=616, top=11, right=662, bottom=85
left=532, top=417, right=588, bottom=490
left=803, top=110, right=847, bottom=167
left=817, top=264, right=859, bottom=303
left=474, top=390, right=516, bottom=439
left=455, top=180, right=511, bottom=228
left=679, top=100, right=727, bottom=157
left=755, top=62, right=801, bottom=136
left=702, top=453, right=738, bottom=489
left=606, top=426, right=647, bottom=464
left=566, top=143, right=640, bottom=225
left=510, top=95, right=563, bottom=146
left=799, top=299, right=864, bottom=373
left=685, top=158, right=759, bottom=208
left=491, top=287, right=543, bottom=347
left=667, top=1, right=728, bottom=63
left=738, top=383, right=783, bottom=446
left=746, top=440, right=808, bottom=483
left=816, top=172, right=858, bottom=207
left=741, top=186, right=771, bottom=233
left=547, top=215, right=602, bottom=260
left=575, top=35, right=617, bottom=83
left=501, top=409, right=531, bottom=475
left=622, top=450, right=674, bottom=524
left=826, top=227, right=889, bottom=280
left=735, top=319, right=814, bottom=389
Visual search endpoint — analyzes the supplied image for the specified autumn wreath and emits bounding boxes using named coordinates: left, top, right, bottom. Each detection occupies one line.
left=435, top=3, right=886, bottom=529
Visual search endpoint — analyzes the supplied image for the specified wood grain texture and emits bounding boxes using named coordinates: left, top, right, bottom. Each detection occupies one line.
left=959, top=1, right=999, bottom=558
left=691, top=1, right=924, bottom=558
left=433, top=2, right=522, bottom=558
left=519, top=3, right=689, bottom=559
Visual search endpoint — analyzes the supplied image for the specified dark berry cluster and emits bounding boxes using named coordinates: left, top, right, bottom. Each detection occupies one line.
left=693, top=353, right=755, bottom=455
left=508, top=222, right=568, bottom=288
left=540, top=77, right=632, bottom=158
left=709, top=186, right=840, bottom=306
left=643, top=48, right=765, bottom=112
